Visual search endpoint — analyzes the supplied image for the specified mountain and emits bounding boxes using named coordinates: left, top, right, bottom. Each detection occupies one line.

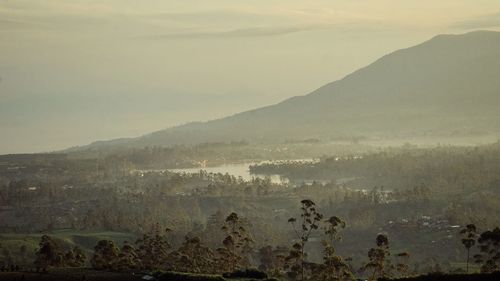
left=80, top=30, right=500, bottom=150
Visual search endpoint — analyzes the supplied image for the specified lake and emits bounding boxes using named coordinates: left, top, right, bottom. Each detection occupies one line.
left=169, top=162, right=289, bottom=184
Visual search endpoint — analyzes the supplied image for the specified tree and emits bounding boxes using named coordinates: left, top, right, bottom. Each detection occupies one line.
left=116, top=242, right=141, bottom=270
left=65, top=246, right=86, bottom=267
left=285, top=242, right=304, bottom=280
left=394, top=252, right=410, bottom=278
left=91, top=240, right=120, bottom=270
left=217, top=212, right=254, bottom=272
left=170, top=236, right=215, bottom=273
left=203, top=210, right=226, bottom=246
left=286, top=199, right=323, bottom=280
left=258, top=245, right=288, bottom=277
left=34, top=235, right=65, bottom=271
left=258, top=245, right=274, bottom=273
left=474, top=227, right=500, bottom=273
left=315, top=216, right=354, bottom=281
left=364, top=234, right=392, bottom=281
left=135, top=223, right=171, bottom=269
left=460, top=224, right=477, bottom=273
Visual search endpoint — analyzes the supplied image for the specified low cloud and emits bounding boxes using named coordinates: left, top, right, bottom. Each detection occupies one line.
left=452, top=12, right=500, bottom=30
left=145, top=24, right=333, bottom=40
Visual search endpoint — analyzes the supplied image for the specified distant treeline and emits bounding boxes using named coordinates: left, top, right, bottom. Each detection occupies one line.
left=64, top=141, right=374, bottom=169
left=250, top=141, right=500, bottom=196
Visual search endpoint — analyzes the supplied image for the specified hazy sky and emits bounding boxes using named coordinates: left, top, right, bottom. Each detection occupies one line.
left=1, top=0, right=500, bottom=154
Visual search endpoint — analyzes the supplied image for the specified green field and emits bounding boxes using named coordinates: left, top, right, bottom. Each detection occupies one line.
left=0, top=230, right=137, bottom=265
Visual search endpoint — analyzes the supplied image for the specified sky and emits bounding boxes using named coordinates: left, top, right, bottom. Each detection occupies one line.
left=1, top=0, right=500, bottom=154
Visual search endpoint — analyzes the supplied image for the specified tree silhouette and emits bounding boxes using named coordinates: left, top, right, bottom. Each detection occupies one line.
left=364, top=234, right=392, bottom=281
left=316, top=216, right=354, bottom=281
left=474, top=227, right=500, bottom=273
left=460, top=224, right=477, bottom=273
left=258, top=245, right=288, bottom=277
left=135, top=223, right=171, bottom=269
left=170, top=236, right=216, bottom=273
left=217, top=212, right=254, bottom=272
left=34, top=235, right=64, bottom=271
left=91, top=240, right=120, bottom=270
left=286, top=199, right=323, bottom=280
left=65, top=246, right=86, bottom=267
left=395, top=252, right=410, bottom=277
left=116, top=242, right=141, bottom=270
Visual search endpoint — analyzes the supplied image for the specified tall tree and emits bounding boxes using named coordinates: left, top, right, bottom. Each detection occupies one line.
left=364, top=234, right=392, bottom=281
left=135, top=223, right=171, bottom=269
left=286, top=199, right=323, bottom=280
left=170, top=236, right=215, bottom=273
left=460, top=224, right=477, bottom=273
left=217, top=212, right=254, bottom=272
left=316, top=216, right=354, bottom=281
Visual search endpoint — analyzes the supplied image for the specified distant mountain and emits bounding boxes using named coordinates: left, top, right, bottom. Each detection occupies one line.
left=78, top=30, right=500, bottom=150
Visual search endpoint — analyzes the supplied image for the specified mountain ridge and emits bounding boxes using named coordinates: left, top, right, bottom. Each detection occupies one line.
left=73, top=30, right=500, bottom=151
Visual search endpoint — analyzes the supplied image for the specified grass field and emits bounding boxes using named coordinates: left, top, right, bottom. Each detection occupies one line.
left=0, top=230, right=137, bottom=265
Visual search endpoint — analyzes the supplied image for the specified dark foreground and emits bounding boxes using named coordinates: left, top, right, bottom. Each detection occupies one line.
left=0, top=269, right=279, bottom=281
left=380, top=271, right=500, bottom=281
left=0, top=269, right=142, bottom=281
left=0, top=270, right=499, bottom=281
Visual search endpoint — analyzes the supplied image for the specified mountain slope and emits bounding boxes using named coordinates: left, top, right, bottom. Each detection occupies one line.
left=83, top=30, right=500, bottom=149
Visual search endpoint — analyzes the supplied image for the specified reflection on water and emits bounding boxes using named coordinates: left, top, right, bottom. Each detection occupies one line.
left=169, top=162, right=288, bottom=184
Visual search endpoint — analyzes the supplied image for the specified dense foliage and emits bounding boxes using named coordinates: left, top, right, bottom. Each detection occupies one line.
left=1, top=143, right=499, bottom=279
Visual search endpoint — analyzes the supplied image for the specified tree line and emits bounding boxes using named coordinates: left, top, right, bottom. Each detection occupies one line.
left=22, top=199, right=499, bottom=280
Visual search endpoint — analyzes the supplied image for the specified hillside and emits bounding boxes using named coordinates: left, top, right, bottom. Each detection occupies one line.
left=79, top=30, right=500, bottom=150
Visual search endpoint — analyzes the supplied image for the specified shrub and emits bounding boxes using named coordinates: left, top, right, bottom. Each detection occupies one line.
left=222, top=268, right=268, bottom=279
left=156, top=271, right=226, bottom=281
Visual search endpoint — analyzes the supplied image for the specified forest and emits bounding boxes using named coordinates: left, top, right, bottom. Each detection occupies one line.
left=0, top=142, right=499, bottom=280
